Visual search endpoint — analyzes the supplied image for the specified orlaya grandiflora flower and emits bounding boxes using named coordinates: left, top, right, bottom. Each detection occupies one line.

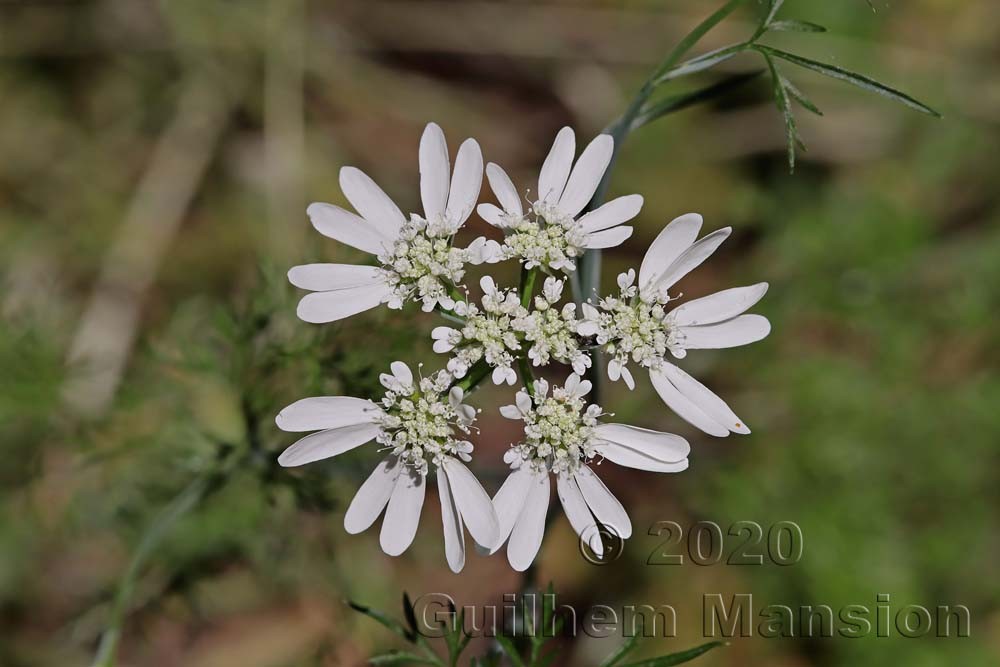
left=431, top=275, right=591, bottom=385
left=289, top=123, right=501, bottom=323
left=578, top=213, right=770, bottom=437
left=275, top=361, right=499, bottom=572
left=431, top=276, right=528, bottom=386
left=512, top=276, right=591, bottom=375
left=476, top=127, right=642, bottom=272
left=490, top=374, right=689, bottom=571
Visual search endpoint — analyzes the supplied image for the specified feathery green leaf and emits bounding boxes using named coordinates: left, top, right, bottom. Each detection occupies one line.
left=369, top=651, right=441, bottom=666
left=762, top=52, right=800, bottom=172
left=781, top=76, right=824, bottom=115
left=632, top=70, right=764, bottom=130
left=756, top=45, right=941, bottom=117
left=768, top=19, right=827, bottom=32
left=348, top=600, right=417, bottom=643
left=599, top=633, right=642, bottom=667
left=620, top=640, right=726, bottom=666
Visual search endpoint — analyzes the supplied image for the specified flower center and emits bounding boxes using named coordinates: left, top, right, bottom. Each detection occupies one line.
left=598, top=295, right=684, bottom=366
left=380, top=215, right=466, bottom=309
left=463, top=313, right=520, bottom=364
left=502, top=202, right=585, bottom=270
left=516, top=306, right=580, bottom=367
left=513, top=384, right=601, bottom=474
left=377, top=371, right=473, bottom=476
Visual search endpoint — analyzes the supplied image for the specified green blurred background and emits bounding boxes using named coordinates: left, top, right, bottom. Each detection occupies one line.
left=1, top=0, right=997, bottom=665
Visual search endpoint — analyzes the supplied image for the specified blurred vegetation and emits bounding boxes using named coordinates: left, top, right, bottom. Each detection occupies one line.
left=1, top=1, right=997, bottom=666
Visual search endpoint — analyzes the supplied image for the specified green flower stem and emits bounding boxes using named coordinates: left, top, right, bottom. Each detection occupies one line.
left=517, top=356, right=536, bottom=395
left=568, top=269, right=583, bottom=306
left=652, top=0, right=751, bottom=83
left=437, top=286, right=468, bottom=324
left=517, top=266, right=539, bottom=395
left=92, top=470, right=226, bottom=667
left=438, top=310, right=466, bottom=326
left=452, top=359, right=491, bottom=395
left=576, top=0, right=754, bottom=402
left=519, top=266, right=538, bottom=309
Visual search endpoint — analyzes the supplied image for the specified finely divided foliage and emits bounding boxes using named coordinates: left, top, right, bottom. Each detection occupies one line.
left=276, top=123, right=768, bottom=572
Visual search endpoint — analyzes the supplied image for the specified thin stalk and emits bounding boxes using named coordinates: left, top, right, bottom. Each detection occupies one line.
left=519, top=267, right=538, bottom=309
left=452, top=360, right=491, bottom=395
left=517, top=356, right=535, bottom=395
left=649, top=0, right=751, bottom=83
left=650, top=41, right=752, bottom=85
left=576, top=0, right=757, bottom=401
left=92, top=472, right=223, bottom=667
left=577, top=0, right=752, bottom=291
left=438, top=310, right=466, bottom=326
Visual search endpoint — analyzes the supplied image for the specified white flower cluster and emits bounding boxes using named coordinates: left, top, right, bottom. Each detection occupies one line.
left=431, top=275, right=591, bottom=384
left=512, top=277, right=591, bottom=375
left=500, top=374, right=602, bottom=475
left=431, top=276, right=527, bottom=384
left=378, top=215, right=468, bottom=311
left=277, top=123, right=771, bottom=573
left=499, top=202, right=587, bottom=271
left=375, top=363, right=475, bottom=476
left=578, top=269, right=680, bottom=388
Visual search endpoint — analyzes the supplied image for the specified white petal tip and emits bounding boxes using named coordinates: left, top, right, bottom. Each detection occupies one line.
left=380, top=544, right=407, bottom=557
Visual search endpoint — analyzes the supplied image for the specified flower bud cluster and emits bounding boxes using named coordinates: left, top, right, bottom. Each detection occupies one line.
left=432, top=277, right=528, bottom=385
left=578, top=270, right=683, bottom=385
left=380, top=215, right=502, bottom=312
left=376, top=367, right=476, bottom=476
left=501, top=201, right=587, bottom=272
left=500, top=375, right=603, bottom=475
left=513, top=277, right=592, bottom=375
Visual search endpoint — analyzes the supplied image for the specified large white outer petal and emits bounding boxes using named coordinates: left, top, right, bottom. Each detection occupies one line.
left=556, top=472, right=603, bottom=556
left=344, top=456, right=401, bottom=534
left=419, top=122, right=450, bottom=222
left=650, top=362, right=750, bottom=436
left=306, top=203, right=390, bottom=256
left=489, top=466, right=532, bottom=553
left=680, top=314, right=771, bottom=350
left=670, top=283, right=769, bottom=326
left=558, top=134, right=614, bottom=217
left=593, top=424, right=690, bottom=461
left=537, top=127, right=575, bottom=204
left=592, top=424, right=690, bottom=472
left=476, top=203, right=506, bottom=228
left=380, top=469, right=426, bottom=556
left=445, top=138, right=483, bottom=226
left=507, top=471, right=550, bottom=571
left=275, top=396, right=383, bottom=432
left=581, top=226, right=633, bottom=249
left=646, top=227, right=732, bottom=296
left=638, top=213, right=703, bottom=296
left=441, top=457, right=499, bottom=549
left=577, top=195, right=644, bottom=234
left=573, top=465, right=632, bottom=539
left=339, top=167, right=406, bottom=239
left=649, top=368, right=727, bottom=437
left=595, top=442, right=689, bottom=473
left=296, top=281, right=391, bottom=324
left=437, top=466, right=466, bottom=573
left=486, top=163, right=523, bottom=216
left=277, top=422, right=381, bottom=467
left=288, top=264, right=385, bottom=292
